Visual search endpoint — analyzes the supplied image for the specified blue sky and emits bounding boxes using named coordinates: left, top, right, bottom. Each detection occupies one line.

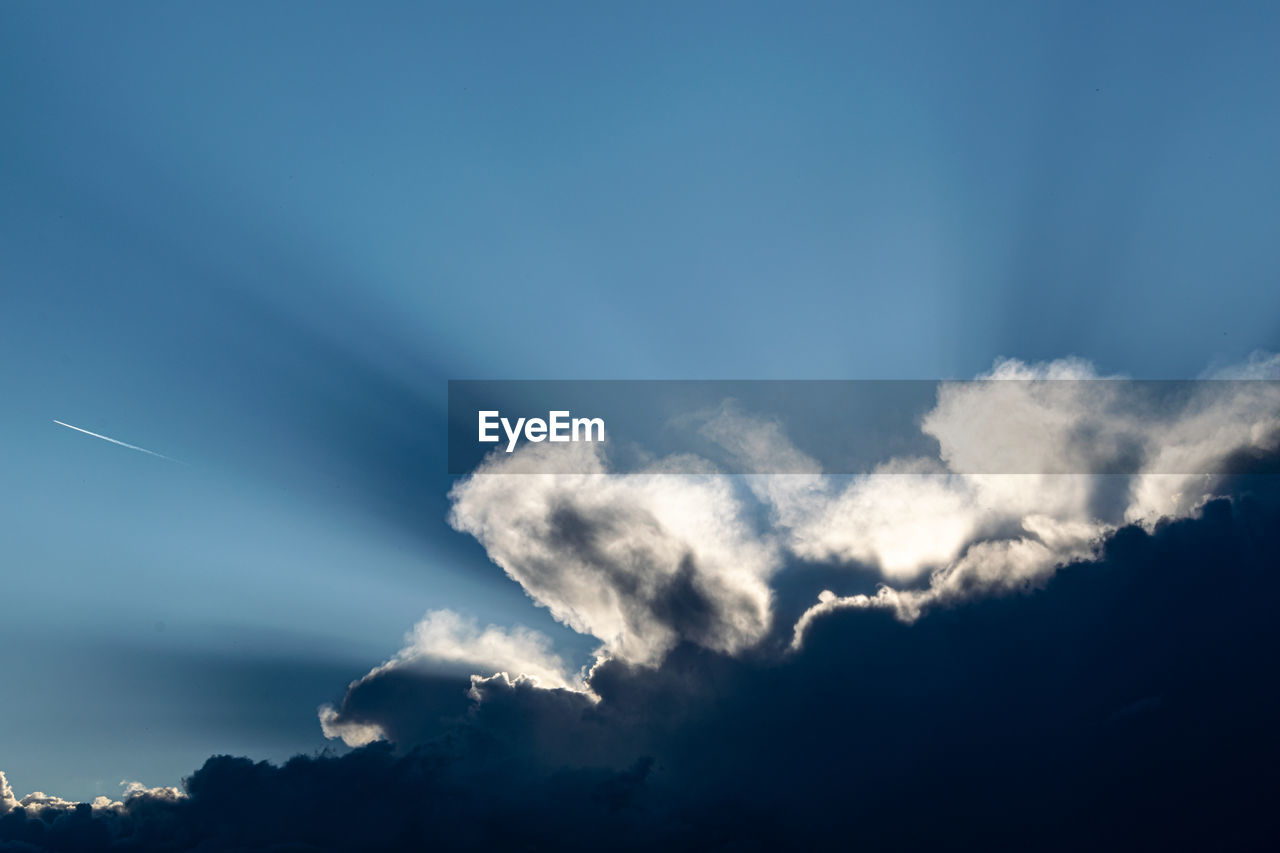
left=2, top=1, right=1278, bottom=801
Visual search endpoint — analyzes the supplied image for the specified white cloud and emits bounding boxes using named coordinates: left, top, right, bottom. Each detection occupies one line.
left=1202, top=350, right=1280, bottom=379
left=447, top=441, right=780, bottom=668
left=792, top=516, right=1102, bottom=645
left=780, top=461, right=984, bottom=581
left=120, top=780, right=186, bottom=802
left=396, top=609, right=579, bottom=688
left=0, top=770, right=17, bottom=815
left=1126, top=378, right=1280, bottom=524
left=318, top=707, right=387, bottom=748
left=319, top=608, right=584, bottom=747
left=719, top=355, right=1280, bottom=648
left=430, top=355, right=1277, bottom=669
left=705, top=363, right=1125, bottom=592
left=0, top=771, right=184, bottom=817
left=10, top=790, right=78, bottom=813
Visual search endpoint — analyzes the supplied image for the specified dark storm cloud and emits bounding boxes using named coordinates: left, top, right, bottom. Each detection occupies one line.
left=6, top=465, right=1279, bottom=851
left=318, top=665, right=483, bottom=749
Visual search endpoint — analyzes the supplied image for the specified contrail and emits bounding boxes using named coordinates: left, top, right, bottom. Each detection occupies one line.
left=53, top=420, right=183, bottom=463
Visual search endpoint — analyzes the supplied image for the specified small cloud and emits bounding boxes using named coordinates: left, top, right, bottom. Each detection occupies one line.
left=320, top=609, right=586, bottom=747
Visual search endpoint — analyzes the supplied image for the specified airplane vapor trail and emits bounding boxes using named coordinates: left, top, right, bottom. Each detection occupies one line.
left=52, top=420, right=182, bottom=463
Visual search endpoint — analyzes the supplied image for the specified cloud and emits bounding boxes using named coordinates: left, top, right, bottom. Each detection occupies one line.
left=431, top=355, right=1278, bottom=664
left=1202, top=349, right=1280, bottom=379
left=11, top=354, right=1275, bottom=850
left=315, top=353, right=1278, bottom=796
left=691, top=357, right=1280, bottom=646
left=0, top=774, right=184, bottom=819
left=0, top=771, right=16, bottom=815
left=429, top=355, right=1280, bottom=666
left=318, top=706, right=388, bottom=749
left=319, top=609, right=583, bottom=747
left=447, top=441, right=780, bottom=668
left=4, top=478, right=1280, bottom=851
left=119, top=780, right=185, bottom=803
left=791, top=516, right=1101, bottom=640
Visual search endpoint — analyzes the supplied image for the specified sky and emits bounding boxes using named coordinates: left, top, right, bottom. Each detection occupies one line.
left=2, top=2, right=1279, bottom=849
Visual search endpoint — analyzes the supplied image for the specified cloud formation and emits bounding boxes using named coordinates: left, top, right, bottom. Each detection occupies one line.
left=328, top=355, right=1280, bottom=712
left=5, top=477, right=1280, bottom=850
left=319, top=609, right=582, bottom=747
left=315, top=354, right=1280, bottom=771
left=14, top=354, right=1272, bottom=849
left=0, top=771, right=16, bottom=815
left=447, top=441, right=780, bottom=667
left=698, top=358, right=1280, bottom=644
